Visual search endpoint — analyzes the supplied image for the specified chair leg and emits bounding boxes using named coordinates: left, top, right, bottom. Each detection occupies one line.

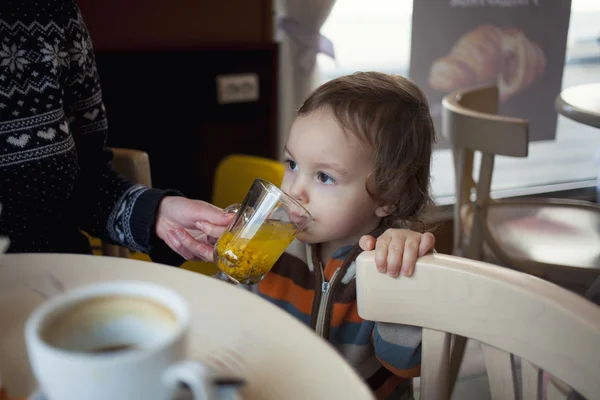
left=101, top=242, right=119, bottom=257
left=448, top=335, right=468, bottom=396
left=118, top=247, right=130, bottom=258
left=420, top=329, right=451, bottom=400
left=101, top=242, right=129, bottom=259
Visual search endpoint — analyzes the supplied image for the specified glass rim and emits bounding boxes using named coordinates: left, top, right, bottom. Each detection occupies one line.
left=254, top=178, right=312, bottom=221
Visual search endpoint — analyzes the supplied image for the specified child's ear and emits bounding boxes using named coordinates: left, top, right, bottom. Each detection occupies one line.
left=375, top=204, right=392, bottom=218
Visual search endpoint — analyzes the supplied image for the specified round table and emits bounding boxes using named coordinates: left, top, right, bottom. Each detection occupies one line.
left=555, top=83, right=600, bottom=129
left=0, top=253, right=374, bottom=400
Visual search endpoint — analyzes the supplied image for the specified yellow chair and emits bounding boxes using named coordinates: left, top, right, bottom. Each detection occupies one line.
left=211, top=154, right=286, bottom=208
left=181, top=154, right=286, bottom=275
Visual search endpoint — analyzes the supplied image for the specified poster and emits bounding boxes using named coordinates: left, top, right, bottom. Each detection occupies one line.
left=409, top=0, right=572, bottom=147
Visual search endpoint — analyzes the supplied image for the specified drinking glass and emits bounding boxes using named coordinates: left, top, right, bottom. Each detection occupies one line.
left=213, top=179, right=312, bottom=285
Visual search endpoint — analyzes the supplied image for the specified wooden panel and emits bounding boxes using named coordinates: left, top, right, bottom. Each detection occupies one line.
left=77, top=0, right=273, bottom=50
left=95, top=44, right=278, bottom=201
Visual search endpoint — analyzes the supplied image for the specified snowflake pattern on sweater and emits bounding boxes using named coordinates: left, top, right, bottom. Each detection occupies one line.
left=0, top=0, right=168, bottom=255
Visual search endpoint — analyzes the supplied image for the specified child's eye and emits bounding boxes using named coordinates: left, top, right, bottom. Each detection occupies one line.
left=316, top=172, right=335, bottom=185
left=285, top=159, right=298, bottom=171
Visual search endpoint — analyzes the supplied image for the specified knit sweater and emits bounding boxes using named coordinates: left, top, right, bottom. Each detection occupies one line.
left=253, top=240, right=421, bottom=399
left=0, top=0, right=182, bottom=264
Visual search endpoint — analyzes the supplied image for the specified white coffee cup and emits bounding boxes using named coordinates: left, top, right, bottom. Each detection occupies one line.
left=25, top=281, right=216, bottom=400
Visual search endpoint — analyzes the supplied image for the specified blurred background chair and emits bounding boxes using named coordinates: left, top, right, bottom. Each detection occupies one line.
left=440, top=85, right=600, bottom=395
left=356, top=251, right=600, bottom=400
left=442, top=85, right=600, bottom=293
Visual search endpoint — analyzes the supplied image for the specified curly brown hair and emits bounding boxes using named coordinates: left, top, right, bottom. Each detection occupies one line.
left=297, top=71, right=436, bottom=232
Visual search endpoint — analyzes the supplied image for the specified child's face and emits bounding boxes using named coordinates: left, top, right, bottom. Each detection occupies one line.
left=282, top=107, right=387, bottom=247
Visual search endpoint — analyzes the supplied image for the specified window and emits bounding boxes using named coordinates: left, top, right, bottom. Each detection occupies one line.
left=318, top=0, right=600, bottom=204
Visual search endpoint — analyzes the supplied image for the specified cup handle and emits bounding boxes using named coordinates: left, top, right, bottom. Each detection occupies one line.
left=205, top=204, right=240, bottom=246
left=218, top=203, right=242, bottom=236
left=163, top=360, right=215, bottom=400
left=223, top=203, right=241, bottom=215
left=211, top=203, right=241, bottom=279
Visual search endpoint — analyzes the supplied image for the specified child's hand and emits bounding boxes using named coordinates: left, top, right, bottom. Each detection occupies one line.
left=359, top=229, right=435, bottom=278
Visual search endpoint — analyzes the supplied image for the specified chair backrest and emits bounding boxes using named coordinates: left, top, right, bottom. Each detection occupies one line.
left=442, top=85, right=529, bottom=259
left=442, top=85, right=529, bottom=157
left=102, top=148, right=152, bottom=258
left=109, top=147, right=152, bottom=187
left=356, top=251, right=600, bottom=400
left=212, top=154, right=285, bottom=208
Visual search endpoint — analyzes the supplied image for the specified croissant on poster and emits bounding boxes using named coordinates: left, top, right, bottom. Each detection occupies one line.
left=428, top=25, right=546, bottom=102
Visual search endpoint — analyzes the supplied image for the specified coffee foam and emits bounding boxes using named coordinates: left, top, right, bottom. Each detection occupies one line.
left=40, top=295, right=179, bottom=353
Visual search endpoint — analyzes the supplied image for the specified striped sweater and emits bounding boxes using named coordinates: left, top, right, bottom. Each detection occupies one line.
left=253, top=239, right=422, bottom=399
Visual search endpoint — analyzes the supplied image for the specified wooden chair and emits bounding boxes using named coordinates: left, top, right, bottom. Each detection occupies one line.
left=442, top=85, right=600, bottom=289
left=356, top=251, right=600, bottom=400
left=442, top=85, right=600, bottom=391
left=181, top=154, right=286, bottom=275
left=101, top=147, right=152, bottom=258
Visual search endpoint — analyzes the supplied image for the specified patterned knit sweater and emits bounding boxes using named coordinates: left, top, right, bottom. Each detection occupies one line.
left=253, top=240, right=421, bottom=399
left=0, top=0, right=182, bottom=264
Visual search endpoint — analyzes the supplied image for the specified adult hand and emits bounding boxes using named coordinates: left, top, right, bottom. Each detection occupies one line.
left=155, top=196, right=234, bottom=261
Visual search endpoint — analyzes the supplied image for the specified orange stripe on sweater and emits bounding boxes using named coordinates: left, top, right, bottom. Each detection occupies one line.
left=258, top=273, right=314, bottom=315
left=331, top=302, right=363, bottom=326
left=324, top=258, right=344, bottom=280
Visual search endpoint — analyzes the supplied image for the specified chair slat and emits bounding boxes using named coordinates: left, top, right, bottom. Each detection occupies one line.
left=521, top=359, right=541, bottom=400
left=482, top=344, right=518, bottom=400
left=420, top=328, right=451, bottom=400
